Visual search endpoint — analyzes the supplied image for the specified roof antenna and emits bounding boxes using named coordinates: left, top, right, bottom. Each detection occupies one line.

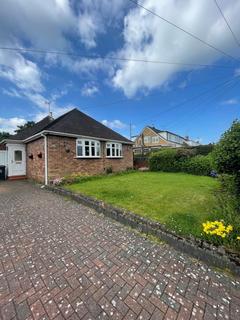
left=45, top=100, right=53, bottom=119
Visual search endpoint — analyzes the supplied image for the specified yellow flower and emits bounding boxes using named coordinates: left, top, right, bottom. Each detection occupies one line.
left=237, top=236, right=240, bottom=240
left=202, top=220, right=233, bottom=238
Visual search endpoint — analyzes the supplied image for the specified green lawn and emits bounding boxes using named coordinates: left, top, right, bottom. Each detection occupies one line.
left=66, top=172, right=219, bottom=238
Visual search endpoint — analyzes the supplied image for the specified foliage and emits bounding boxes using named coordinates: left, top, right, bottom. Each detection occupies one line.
left=193, top=144, right=215, bottom=155
left=62, top=169, right=135, bottom=185
left=213, top=120, right=240, bottom=215
left=0, top=131, right=10, bottom=141
left=149, top=149, right=181, bottom=172
left=202, top=221, right=233, bottom=238
left=182, top=154, right=214, bottom=176
left=213, top=120, right=240, bottom=191
left=149, top=148, right=214, bottom=176
left=15, top=121, right=36, bottom=133
left=105, top=166, right=113, bottom=174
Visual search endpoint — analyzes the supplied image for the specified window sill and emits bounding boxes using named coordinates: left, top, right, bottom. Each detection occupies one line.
left=75, top=156, right=101, bottom=159
left=106, top=156, right=123, bottom=159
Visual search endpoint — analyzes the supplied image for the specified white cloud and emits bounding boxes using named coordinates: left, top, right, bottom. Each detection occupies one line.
left=33, top=105, right=73, bottom=122
left=221, top=98, right=239, bottom=105
left=102, top=119, right=128, bottom=130
left=81, top=82, right=99, bottom=96
left=0, top=51, right=44, bottom=93
left=78, top=13, right=100, bottom=49
left=112, top=0, right=240, bottom=97
left=0, top=0, right=75, bottom=51
left=0, top=117, right=26, bottom=134
left=2, top=88, right=21, bottom=98
left=24, top=92, right=74, bottom=121
left=77, top=0, right=126, bottom=49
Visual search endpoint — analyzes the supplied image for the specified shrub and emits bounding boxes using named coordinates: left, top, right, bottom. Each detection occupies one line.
left=105, top=166, right=113, bottom=174
left=194, top=144, right=215, bottom=155
left=149, top=149, right=180, bottom=172
left=213, top=120, right=240, bottom=188
left=149, top=148, right=214, bottom=176
left=213, top=120, right=240, bottom=211
left=182, top=154, right=214, bottom=176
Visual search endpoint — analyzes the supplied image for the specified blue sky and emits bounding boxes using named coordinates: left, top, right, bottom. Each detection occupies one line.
left=0, top=0, right=239, bottom=144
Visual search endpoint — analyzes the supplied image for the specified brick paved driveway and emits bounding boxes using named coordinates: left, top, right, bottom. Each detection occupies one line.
left=0, top=181, right=240, bottom=320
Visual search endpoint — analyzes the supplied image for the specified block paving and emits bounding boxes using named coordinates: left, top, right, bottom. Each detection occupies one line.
left=0, top=181, right=239, bottom=320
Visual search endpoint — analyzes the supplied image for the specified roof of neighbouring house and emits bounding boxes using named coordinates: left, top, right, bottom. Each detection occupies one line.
left=7, top=108, right=132, bottom=144
left=148, top=126, right=186, bottom=140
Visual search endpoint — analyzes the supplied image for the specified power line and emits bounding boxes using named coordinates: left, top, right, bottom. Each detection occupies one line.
left=163, top=76, right=239, bottom=130
left=0, top=46, right=236, bottom=69
left=134, top=75, right=238, bottom=127
left=92, top=71, right=234, bottom=110
left=128, top=0, right=239, bottom=62
left=214, top=0, right=240, bottom=47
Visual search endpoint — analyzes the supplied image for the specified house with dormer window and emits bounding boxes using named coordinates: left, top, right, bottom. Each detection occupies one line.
left=133, top=126, right=199, bottom=154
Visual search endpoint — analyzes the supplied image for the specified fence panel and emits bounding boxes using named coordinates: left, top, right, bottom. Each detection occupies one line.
left=0, top=151, right=7, bottom=166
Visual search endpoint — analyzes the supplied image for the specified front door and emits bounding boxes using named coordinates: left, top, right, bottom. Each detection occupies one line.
left=8, top=144, right=26, bottom=177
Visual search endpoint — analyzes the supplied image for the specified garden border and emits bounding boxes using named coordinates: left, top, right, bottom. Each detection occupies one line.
left=45, top=185, right=240, bottom=277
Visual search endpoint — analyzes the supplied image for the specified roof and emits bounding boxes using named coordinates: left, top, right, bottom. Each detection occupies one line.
left=8, top=116, right=53, bottom=141
left=148, top=126, right=186, bottom=140
left=7, top=109, right=132, bottom=144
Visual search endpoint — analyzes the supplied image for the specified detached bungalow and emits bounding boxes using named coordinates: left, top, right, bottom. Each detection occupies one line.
left=1, top=108, right=133, bottom=184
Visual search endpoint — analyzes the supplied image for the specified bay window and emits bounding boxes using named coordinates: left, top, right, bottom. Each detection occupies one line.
left=106, top=142, right=122, bottom=158
left=76, top=139, right=100, bottom=158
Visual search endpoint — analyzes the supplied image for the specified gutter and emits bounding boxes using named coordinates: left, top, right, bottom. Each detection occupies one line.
left=41, top=133, right=48, bottom=185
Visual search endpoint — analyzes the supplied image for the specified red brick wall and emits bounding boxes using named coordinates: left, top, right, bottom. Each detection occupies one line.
left=26, top=138, right=45, bottom=182
left=47, top=136, right=133, bottom=181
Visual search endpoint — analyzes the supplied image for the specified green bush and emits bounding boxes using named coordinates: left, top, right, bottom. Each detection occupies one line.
left=194, top=144, right=215, bottom=155
left=149, top=149, right=180, bottom=172
left=213, top=120, right=240, bottom=176
left=213, top=120, right=240, bottom=210
left=149, top=148, right=214, bottom=176
left=182, top=154, right=214, bottom=176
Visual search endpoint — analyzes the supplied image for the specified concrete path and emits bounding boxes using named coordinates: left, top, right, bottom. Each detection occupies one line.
left=0, top=181, right=239, bottom=320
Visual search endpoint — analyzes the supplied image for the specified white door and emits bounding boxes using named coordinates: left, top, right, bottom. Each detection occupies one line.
left=8, top=144, right=26, bottom=177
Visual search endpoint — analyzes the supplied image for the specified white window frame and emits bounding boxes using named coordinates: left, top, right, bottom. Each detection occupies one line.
left=144, top=136, right=151, bottom=143
left=76, top=138, right=101, bottom=158
left=152, top=136, right=159, bottom=143
left=106, top=142, right=123, bottom=158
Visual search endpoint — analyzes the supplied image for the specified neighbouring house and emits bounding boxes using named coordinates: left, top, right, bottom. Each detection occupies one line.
left=133, top=126, right=199, bottom=154
left=0, top=108, right=133, bottom=184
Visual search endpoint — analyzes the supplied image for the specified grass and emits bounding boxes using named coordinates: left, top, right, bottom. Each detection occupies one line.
left=65, top=171, right=220, bottom=239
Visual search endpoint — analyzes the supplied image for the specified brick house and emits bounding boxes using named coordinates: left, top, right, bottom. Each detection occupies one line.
left=1, top=109, right=133, bottom=184
left=133, top=126, right=199, bottom=154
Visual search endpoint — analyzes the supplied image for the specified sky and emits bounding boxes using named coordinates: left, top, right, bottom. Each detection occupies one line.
left=0, top=0, right=240, bottom=144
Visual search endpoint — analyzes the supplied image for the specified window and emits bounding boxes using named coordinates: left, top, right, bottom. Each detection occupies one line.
left=76, top=139, right=100, bottom=157
left=106, top=142, right=122, bottom=158
left=14, top=150, right=22, bottom=162
left=152, top=136, right=159, bottom=143
left=144, top=136, right=151, bottom=143
left=167, top=133, right=184, bottom=144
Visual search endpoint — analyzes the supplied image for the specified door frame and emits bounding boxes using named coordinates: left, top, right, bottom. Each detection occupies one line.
left=7, top=143, right=26, bottom=177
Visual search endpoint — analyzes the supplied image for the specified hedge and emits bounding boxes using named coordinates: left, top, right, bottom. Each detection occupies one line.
left=149, top=148, right=214, bottom=176
left=182, top=154, right=214, bottom=176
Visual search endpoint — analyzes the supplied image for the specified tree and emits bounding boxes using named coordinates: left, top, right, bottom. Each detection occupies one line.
left=0, top=131, right=10, bottom=141
left=213, top=120, right=240, bottom=192
left=15, top=121, right=35, bottom=134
